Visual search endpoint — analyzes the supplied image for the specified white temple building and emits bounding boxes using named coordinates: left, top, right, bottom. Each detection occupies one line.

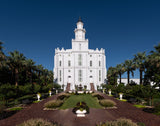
left=53, top=18, right=107, bottom=91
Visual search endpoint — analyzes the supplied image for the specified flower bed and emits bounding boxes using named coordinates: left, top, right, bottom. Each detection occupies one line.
left=72, top=102, right=89, bottom=114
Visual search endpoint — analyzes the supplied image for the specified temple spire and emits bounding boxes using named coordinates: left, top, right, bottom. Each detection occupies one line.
left=78, top=16, right=82, bottom=23
left=74, top=17, right=86, bottom=40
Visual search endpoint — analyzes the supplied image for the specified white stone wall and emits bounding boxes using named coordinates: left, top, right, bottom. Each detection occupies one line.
left=117, top=78, right=140, bottom=85
left=53, top=20, right=107, bottom=90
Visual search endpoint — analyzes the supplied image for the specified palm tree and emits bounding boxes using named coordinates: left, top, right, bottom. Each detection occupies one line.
left=124, top=60, right=135, bottom=84
left=116, top=63, right=125, bottom=84
left=0, top=42, right=5, bottom=68
left=7, top=50, right=26, bottom=86
left=24, top=59, right=36, bottom=84
left=107, top=67, right=118, bottom=85
left=43, top=69, right=49, bottom=85
left=47, top=70, right=53, bottom=83
left=133, top=52, right=146, bottom=85
left=145, top=43, right=160, bottom=86
left=36, top=64, right=44, bottom=85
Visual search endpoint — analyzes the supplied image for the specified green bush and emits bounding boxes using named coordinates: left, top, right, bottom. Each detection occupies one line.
left=17, top=118, right=58, bottom=126
left=0, top=84, right=17, bottom=99
left=53, top=83, right=61, bottom=89
left=99, top=99, right=116, bottom=107
left=44, top=100, right=63, bottom=108
left=34, top=84, right=41, bottom=94
left=92, top=93, right=104, bottom=100
left=19, top=84, right=32, bottom=95
left=97, top=118, right=138, bottom=126
left=0, top=101, right=6, bottom=113
left=57, top=93, right=70, bottom=100
left=17, top=95, right=34, bottom=101
left=154, top=98, right=160, bottom=113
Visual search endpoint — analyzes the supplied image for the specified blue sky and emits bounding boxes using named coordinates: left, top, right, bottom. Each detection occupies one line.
left=0, top=0, right=160, bottom=78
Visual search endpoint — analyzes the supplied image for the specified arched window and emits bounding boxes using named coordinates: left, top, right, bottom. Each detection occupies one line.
left=59, top=70, right=62, bottom=82
left=99, top=61, right=101, bottom=67
left=78, top=54, right=82, bottom=66
left=78, top=70, right=82, bottom=82
left=79, top=43, right=81, bottom=50
left=68, top=60, right=71, bottom=67
left=99, top=70, right=101, bottom=81
left=59, top=61, right=61, bottom=67
left=90, top=61, right=92, bottom=67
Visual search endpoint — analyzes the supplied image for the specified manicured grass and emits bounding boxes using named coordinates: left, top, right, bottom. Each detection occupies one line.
left=59, top=94, right=102, bottom=109
left=133, top=104, right=146, bottom=108
left=8, top=107, right=23, bottom=111
left=33, top=100, right=41, bottom=103
left=116, top=98, right=127, bottom=102
left=154, top=112, right=160, bottom=115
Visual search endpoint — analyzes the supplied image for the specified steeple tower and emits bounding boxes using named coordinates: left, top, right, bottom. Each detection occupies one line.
left=72, top=18, right=88, bottom=51
left=74, top=17, right=86, bottom=41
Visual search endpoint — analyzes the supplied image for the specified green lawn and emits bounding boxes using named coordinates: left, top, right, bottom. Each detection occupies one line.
left=59, top=94, right=102, bottom=109
left=133, top=104, right=146, bottom=108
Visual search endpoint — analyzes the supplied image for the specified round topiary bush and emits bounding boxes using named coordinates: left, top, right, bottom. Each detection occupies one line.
left=44, top=100, right=63, bottom=109
left=17, top=118, right=58, bottom=126
left=99, top=99, right=116, bottom=107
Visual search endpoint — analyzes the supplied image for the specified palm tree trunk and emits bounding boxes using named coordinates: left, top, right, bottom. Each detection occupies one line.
left=140, top=69, right=143, bottom=85
left=119, top=73, right=122, bottom=84
left=127, top=71, right=130, bottom=84
left=15, top=68, right=19, bottom=86
left=29, top=69, right=32, bottom=84
left=38, top=71, right=40, bottom=84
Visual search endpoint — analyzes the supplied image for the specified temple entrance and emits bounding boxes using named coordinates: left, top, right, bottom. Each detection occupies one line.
left=78, top=84, right=83, bottom=91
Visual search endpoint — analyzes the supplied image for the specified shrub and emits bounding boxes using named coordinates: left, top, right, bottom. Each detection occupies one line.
left=18, top=84, right=32, bottom=95
left=44, top=100, right=63, bottom=108
left=0, top=101, right=6, bottom=113
left=154, top=99, right=160, bottom=113
left=97, top=118, right=138, bottom=126
left=99, top=99, right=116, bottom=107
left=57, top=93, right=70, bottom=100
left=34, top=84, right=41, bottom=94
left=92, top=93, right=104, bottom=100
left=72, top=101, right=89, bottom=114
left=17, top=118, right=58, bottom=126
left=0, top=84, right=17, bottom=100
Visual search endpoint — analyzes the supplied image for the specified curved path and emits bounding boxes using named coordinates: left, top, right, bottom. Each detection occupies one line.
left=0, top=92, right=160, bottom=126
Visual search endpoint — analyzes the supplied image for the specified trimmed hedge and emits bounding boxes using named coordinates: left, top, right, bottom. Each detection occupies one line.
left=99, top=99, right=116, bottom=107
left=17, top=118, right=59, bottom=126
left=44, top=100, right=63, bottom=109
left=97, top=118, right=138, bottom=126
left=57, top=93, right=70, bottom=100
left=92, top=93, right=104, bottom=100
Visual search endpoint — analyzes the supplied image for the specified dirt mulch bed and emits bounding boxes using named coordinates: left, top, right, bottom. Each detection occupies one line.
left=0, top=92, right=160, bottom=126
